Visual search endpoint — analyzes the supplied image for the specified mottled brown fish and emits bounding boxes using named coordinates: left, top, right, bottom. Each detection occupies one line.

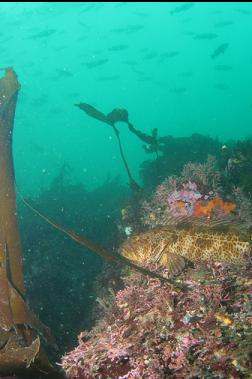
left=120, top=227, right=251, bottom=275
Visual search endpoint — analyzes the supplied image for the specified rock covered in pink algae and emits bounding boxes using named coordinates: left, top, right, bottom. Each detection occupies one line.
left=62, top=259, right=252, bottom=379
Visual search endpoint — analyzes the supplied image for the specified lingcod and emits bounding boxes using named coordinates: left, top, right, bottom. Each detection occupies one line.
left=120, top=227, right=251, bottom=275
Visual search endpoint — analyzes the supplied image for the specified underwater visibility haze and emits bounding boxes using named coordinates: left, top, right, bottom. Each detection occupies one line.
left=0, top=2, right=252, bottom=379
left=0, top=2, right=252, bottom=192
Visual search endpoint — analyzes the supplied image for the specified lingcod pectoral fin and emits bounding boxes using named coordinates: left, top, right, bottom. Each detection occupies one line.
left=167, top=253, right=187, bottom=276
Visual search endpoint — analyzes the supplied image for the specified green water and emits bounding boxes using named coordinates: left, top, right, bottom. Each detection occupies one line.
left=1, top=2, right=252, bottom=193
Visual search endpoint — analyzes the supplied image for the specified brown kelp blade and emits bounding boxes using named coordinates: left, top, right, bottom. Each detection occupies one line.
left=0, top=67, right=25, bottom=297
left=76, top=102, right=158, bottom=148
left=107, top=108, right=129, bottom=124
left=0, top=68, right=58, bottom=376
left=0, top=242, right=56, bottom=344
left=0, top=243, right=13, bottom=331
left=76, top=103, right=129, bottom=126
left=0, top=274, right=55, bottom=374
left=76, top=102, right=142, bottom=192
left=18, top=193, right=185, bottom=288
left=0, top=337, right=40, bottom=372
left=75, top=103, right=110, bottom=124
left=0, top=330, right=56, bottom=376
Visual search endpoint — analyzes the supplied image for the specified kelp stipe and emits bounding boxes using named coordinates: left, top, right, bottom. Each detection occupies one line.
left=18, top=191, right=186, bottom=289
left=76, top=103, right=146, bottom=193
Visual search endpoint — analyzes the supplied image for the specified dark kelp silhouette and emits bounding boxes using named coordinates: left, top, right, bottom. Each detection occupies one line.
left=0, top=68, right=62, bottom=378
left=76, top=103, right=159, bottom=192
left=76, top=103, right=140, bottom=192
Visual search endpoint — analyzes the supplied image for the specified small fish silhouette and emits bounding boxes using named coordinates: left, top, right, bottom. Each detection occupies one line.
left=211, top=43, right=229, bottom=59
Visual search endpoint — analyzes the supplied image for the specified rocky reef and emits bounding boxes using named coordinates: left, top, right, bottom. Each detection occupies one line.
left=61, top=155, right=252, bottom=379
left=62, top=260, right=252, bottom=379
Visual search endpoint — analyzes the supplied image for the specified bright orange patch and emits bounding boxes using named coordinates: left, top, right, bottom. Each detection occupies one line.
left=193, top=197, right=236, bottom=218
left=175, top=200, right=186, bottom=209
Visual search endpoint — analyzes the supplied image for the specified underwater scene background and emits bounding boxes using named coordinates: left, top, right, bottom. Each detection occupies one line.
left=0, top=2, right=252, bottom=379
left=1, top=2, right=252, bottom=193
